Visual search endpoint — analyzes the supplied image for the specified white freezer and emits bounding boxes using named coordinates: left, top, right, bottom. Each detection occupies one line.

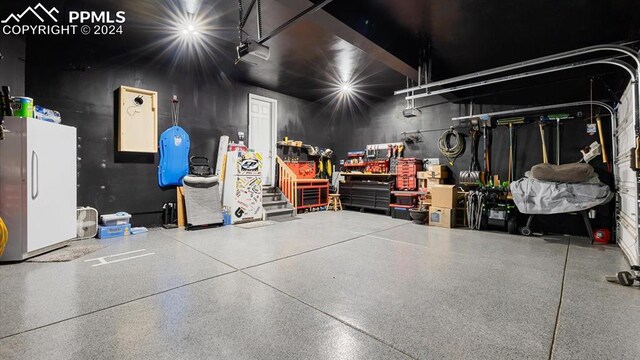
left=0, top=117, right=77, bottom=261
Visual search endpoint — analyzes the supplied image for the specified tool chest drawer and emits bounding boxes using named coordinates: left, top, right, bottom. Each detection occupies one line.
left=295, top=180, right=329, bottom=209
left=340, top=181, right=392, bottom=212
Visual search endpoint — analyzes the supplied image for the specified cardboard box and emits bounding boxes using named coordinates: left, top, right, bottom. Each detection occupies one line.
left=417, top=171, right=430, bottom=179
left=430, top=185, right=457, bottom=208
left=426, top=178, right=444, bottom=187
left=426, top=165, right=448, bottom=179
left=98, top=224, right=131, bottom=239
left=429, top=206, right=454, bottom=228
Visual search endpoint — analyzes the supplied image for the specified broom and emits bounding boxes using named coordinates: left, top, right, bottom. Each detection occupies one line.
left=496, top=117, right=526, bottom=182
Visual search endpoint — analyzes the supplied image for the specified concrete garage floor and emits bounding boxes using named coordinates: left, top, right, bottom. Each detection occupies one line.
left=0, top=211, right=638, bottom=359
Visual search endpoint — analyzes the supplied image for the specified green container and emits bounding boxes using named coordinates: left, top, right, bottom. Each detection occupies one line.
left=11, top=97, right=34, bottom=118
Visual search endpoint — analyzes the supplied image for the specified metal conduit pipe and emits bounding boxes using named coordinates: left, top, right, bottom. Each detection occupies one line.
left=394, top=44, right=640, bottom=95
left=450, top=100, right=614, bottom=122
left=405, top=58, right=636, bottom=101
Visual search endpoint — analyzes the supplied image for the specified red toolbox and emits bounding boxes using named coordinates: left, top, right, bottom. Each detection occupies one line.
left=396, top=158, right=423, bottom=174
left=396, top=158, right=421, bottom=190
left=295, top=179, right=329, bottom=210
left=286, top=161, right=316, bottom=179
left=365, top=160, right=389, bottom=174
left=396, top=175, right=417, bottom=190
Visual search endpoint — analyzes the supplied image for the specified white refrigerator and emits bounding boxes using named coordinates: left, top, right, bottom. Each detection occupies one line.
left=0, top=117, right=77, bottom=261
left=222, top=150, right=263, bottom=224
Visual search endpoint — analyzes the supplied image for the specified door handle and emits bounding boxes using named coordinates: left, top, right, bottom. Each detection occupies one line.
left=31, top=150, right=39, bottom=200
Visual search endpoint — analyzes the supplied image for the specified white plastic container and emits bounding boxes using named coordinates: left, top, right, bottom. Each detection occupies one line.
left=100, top=212, right=131, bottom=226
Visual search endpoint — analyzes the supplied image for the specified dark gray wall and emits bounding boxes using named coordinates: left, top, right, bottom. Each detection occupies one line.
left=334, top=96, right=514, bottom=179
left=19, top=34, right=615, bottom=233
left=25, top=38, right=335, bottom=226
left=335, top=94, right=615, bottom=233
left=0, top=35, right=25, bottom=97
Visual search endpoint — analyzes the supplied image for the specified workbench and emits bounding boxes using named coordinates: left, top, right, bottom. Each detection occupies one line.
left=339, top=173, right=395, bottom=213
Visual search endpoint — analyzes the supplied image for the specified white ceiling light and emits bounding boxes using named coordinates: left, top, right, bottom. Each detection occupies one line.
left=180, top=21, right=200, bottom=38
left=340, top=82, right=353, bottom=94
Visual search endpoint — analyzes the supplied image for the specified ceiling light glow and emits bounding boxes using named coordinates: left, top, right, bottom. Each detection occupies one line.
left=179, top=21, right=201, bottom=39
left=340, top=82, right=353, bottom=94
left=136, top=1, right=229, bottom=76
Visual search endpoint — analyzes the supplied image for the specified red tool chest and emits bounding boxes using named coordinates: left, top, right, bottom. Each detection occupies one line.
left=285, top=161, right=316, bottom=179
left=396, top=176, right=418, bottom=190
left=365, top=160, right=390, bottom=174
left=295, top=179, right=329, bottom=210
left=396, top=158, right=423, bottom=174
left=396, top=158, right=422, bottom=190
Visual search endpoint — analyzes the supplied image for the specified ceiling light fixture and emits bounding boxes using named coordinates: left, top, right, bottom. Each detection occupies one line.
left=179, top=21, right=200, bottom=39
left=340, top=82, right=353, bottom=94
left=139, top=0, right=231, bottom=76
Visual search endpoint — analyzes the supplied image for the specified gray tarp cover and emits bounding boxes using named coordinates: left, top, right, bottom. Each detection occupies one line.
left=183, top=175, right=223, bottom=227
left=510, top=175, right=613, bottom=214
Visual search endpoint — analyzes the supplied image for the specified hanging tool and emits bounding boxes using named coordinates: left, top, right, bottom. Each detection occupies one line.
left=544, top=113, right=571, bottom=165
left=587, top=78, right=597, bottom=136
left=539, top=120, right=549, bottom=164
left=496, top=117, right=526, bottom=182
left=580, top=142, right=602, bottom=163
left=479, top=115, right=492, bottom=174
left=540, top=114, right=573, bottom=165
left=596, top=114, right=609, bottom=165
left=459, top=123, right=482, bottom=184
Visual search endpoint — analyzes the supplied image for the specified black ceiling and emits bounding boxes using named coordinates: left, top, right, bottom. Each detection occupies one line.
left=322, top=0, right=640, bottom=76
left=4, top=0, right=640, bottom=106
left=320, top=0, right=640, bottom=105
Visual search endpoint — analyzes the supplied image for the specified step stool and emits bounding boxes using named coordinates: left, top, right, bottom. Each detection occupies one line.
left=328, top=194, right=343, bottom=211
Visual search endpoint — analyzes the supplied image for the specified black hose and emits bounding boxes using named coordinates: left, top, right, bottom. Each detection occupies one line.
left=438, top=128, right=465, bottom=166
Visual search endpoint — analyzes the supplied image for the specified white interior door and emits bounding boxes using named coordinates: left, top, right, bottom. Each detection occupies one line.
left=27, top=119, right=77, bottom=252
left=248, top=94, right=277, bottom=186
left=615, top=84, right=639, bottom=266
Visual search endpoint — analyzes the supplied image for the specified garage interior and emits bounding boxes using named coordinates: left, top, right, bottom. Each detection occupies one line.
left=1, top=0, right=639, bottom=358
